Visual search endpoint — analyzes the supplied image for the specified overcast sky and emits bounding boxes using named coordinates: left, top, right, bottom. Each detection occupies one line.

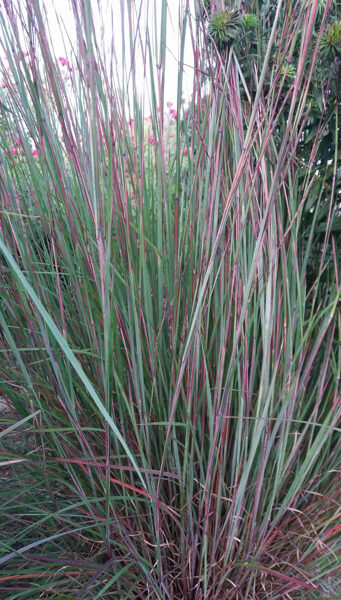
left=42, top=0, right=195, bottom=108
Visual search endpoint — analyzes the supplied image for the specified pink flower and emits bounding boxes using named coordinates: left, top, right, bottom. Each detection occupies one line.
left=68, top=67, right=72, bottom=72
left=127, top=118, right=134, bottom=126
left=9, top=147, right=17, bottom=156
left=58, top=57, right=67, bottom=67
left=170, top=109, right=177, bottom=119
left=148, top=135, right=154, bottom=144
left=183, top=148, right=188, bottom=156
left=182, top=98, right=186, bottom=103
left=32, top=149, right=38, bottom=157
left=167, top=101, right=173, bottom=108
left=1, top=83, right=6, bottom=88
left=14, top=136, right=22, bottom=146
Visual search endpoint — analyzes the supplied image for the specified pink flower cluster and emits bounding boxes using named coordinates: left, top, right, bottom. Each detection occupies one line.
left=147, top=135, right=159, bottom=146
left=6, top=147, right=20, bottom=157
left=58, top=56, right=72, bottom=72
left=6, top=135, right=23, bottom=157
left=5, top=134, right=38, bottom=159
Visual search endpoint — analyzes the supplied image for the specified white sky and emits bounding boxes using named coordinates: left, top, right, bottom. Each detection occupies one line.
left=43, top=0, right=195, bottom=108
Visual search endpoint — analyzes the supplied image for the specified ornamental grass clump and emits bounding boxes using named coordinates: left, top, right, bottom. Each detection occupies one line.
left=0, top=0, right=340, bottom=598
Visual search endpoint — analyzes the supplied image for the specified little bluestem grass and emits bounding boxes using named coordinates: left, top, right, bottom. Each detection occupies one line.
left=0, top=0, right=340, bottom=598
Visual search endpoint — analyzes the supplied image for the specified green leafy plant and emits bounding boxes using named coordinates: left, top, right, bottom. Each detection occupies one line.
left=321, top=20, right=341, bottom=56
left=281, top=60, right=296, bottom=78
left=208, top=8, right=242, bottom=50
left=242, top=13, right=259, bottom=29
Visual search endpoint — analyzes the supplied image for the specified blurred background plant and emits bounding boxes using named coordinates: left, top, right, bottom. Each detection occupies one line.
left=0, top=0, right=340, bottom=598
